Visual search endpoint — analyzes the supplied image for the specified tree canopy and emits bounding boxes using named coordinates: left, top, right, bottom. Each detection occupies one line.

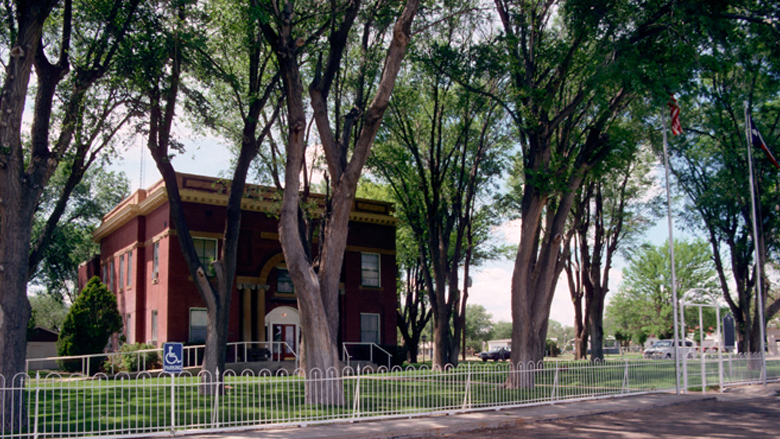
left=57, top=276, right=123, bottom=373
left=607, top=239, right=719, bottom=343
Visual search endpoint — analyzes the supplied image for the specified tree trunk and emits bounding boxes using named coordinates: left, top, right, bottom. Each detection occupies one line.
left=272, top=22, right=345, bottom=405
left=573, top=296, right=588, bottom=360
left=432, top=297, right=451, bottom=368
left=264, top=0, right=418, bottom=404
left=0, top=206, right=35, bottom=434
left=588, top=291, right=605, bottom=361
left=200, top=290, right=230, bottom=394
left=0, top=1, right=58, bottom=431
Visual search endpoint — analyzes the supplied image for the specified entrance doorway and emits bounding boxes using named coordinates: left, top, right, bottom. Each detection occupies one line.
left=265, top=306, right=300, bottom=361
left=272, top=324, right=296, bottom=360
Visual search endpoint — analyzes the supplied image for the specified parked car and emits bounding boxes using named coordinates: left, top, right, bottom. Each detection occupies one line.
left=643, top=339, right=696, bottom=359
left=479, top=347, right=511, bottom=362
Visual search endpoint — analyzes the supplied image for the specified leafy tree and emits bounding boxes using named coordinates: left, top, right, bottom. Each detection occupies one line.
left=664, top=14, right=780, bottom=353
left=492, top=321, right=513, bottom=340
left=258, top=0, right=420, bottom=404
left=397, top=261, right=431, bottom=364
left=122, top=0, right=282, bottom=387
left=606, top=239, right=719, bottom=344
left=30, top=167, right=130, bottom=302
left=464, top=304, right=494, bottom=354
left=369, top=10, right=510, bottom=366
left=0, top=0, right=141, bottom=426
left=57, top=277, right=123, bottom=373
left=29, top=293, right=69, bottom=333
left=357, top=180, right=432, bottom=364
left=562, top=143, right=657, bottom=361
left=465, top=0, right=706, bottom=387
left=546, top=319, right=574, bottom=348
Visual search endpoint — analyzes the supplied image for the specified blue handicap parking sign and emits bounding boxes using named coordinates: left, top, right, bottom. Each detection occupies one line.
left=163, top=342, right=184, bottom=374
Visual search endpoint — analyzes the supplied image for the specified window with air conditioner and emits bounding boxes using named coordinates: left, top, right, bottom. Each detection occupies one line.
left=361, top=253, right=380, bottom=287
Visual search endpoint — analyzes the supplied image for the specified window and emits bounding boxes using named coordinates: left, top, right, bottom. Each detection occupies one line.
left=102, top=264, right=108, bottom=285
left=109, top=260, right=115, bottom=291
left=190, top=308, right=208, bottom=344
left=361, top=253, right=380, bottom=287
left=193, top=238, right=217, bottom=276
left=126, top=251, right=132, bottom=287
left=152, top=242, right=160, bottom=279
left=151, top=310, right=158, bottom=343
left=118, top=255, right=124, bottom=290
left=125, top=313, right=132, bottom=344
left=276, top=268, right=294, bottom=294
left=360, top=313, right=381, bottom=345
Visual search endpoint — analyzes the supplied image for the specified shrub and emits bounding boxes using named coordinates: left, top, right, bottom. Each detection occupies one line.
left=545, top=339, right=561, bottom=357
left=103, top=343, right=161, bottom=373
left=57, top=277, right=123, bottom=374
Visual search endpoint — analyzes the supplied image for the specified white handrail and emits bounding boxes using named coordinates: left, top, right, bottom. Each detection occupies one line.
left=341, top=342, right=392, bottom=369
left=26, top=340, right=301, bottom=375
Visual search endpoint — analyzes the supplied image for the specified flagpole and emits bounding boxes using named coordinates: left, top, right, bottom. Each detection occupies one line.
left=662, top=105, right=682, bottom=395
left=743, top=102, right=768, bottom=387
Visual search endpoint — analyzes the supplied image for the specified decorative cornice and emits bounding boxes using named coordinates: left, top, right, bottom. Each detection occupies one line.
left=349, top=211, right=398, bottom=226
left=92, top=185, right=167, bottom=242
left=92, top=173, right=397, bottom=242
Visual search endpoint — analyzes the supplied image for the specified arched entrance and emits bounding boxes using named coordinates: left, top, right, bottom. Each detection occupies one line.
left=265, top=306, right=300, bottom=360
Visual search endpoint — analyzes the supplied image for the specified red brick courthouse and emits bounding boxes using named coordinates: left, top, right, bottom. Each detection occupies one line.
left=78, top=173, right=397, bottom=359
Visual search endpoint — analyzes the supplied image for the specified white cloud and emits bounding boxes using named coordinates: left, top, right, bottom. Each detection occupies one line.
left=492, top=218, right=522, bottom=244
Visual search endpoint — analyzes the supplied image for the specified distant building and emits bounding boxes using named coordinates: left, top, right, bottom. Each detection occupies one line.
left=27, top=327, right=59, bottom=371
left=486, top=339, right=511, bottom=351
left=79, top=173, right=398, bottom=358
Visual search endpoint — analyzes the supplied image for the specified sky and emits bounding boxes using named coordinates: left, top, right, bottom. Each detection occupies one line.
left=108, top=134, right=689, bottom=330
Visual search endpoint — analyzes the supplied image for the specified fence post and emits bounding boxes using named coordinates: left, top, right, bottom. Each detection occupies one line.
left=352, top=366, right=362, bottom=419
left=622, top=359, right=629, bottom=394
left=170, top=373, right=176, bottom=434
left=211, top=369, right=221, bottom=429
left=33, top=372, right=40, bottom=439
left=462, top=363, right=471, bottom=410
left=552, top=364, right=559, bottom=402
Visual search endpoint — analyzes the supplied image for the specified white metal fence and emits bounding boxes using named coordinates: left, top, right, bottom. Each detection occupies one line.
left=2, top=354, right=778, bottom=438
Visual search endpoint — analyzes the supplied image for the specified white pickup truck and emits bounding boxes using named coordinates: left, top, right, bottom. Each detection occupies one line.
left=643, top=339, right=697, bottom=359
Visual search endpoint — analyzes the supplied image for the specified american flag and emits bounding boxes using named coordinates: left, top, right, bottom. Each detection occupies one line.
left=668, top=97, right=682, bottom=136
left=750, top=116, right=779, bottom=169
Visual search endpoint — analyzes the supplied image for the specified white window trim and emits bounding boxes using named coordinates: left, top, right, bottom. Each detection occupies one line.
left=125, top=313, right=132, bottom=344
left=360, top=312, right=381, bottom=345
left=151, top=309, right=158, bottom=343
left=126, top=250, right=133, bottom=287
left=109, top=260, right=115, bottom=292
left=189, top=307, right=208, bottom=344
left=361, top=252, right=381, bottom=288
left=152, top=241, right=160, bottom=281
left=118, top=255, right=125, bottom=292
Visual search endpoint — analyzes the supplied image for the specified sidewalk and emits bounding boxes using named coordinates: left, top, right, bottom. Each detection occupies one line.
left=184, top=383, right=780, bottom=439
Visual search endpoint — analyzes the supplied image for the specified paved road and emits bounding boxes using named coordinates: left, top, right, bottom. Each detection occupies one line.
left=192, top=383, right=780, bottom=439
left=432, top=397, right=780, bottom=438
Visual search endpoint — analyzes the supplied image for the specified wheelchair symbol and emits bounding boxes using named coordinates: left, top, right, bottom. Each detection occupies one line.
left=165, top=345, right=182, bottom=365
